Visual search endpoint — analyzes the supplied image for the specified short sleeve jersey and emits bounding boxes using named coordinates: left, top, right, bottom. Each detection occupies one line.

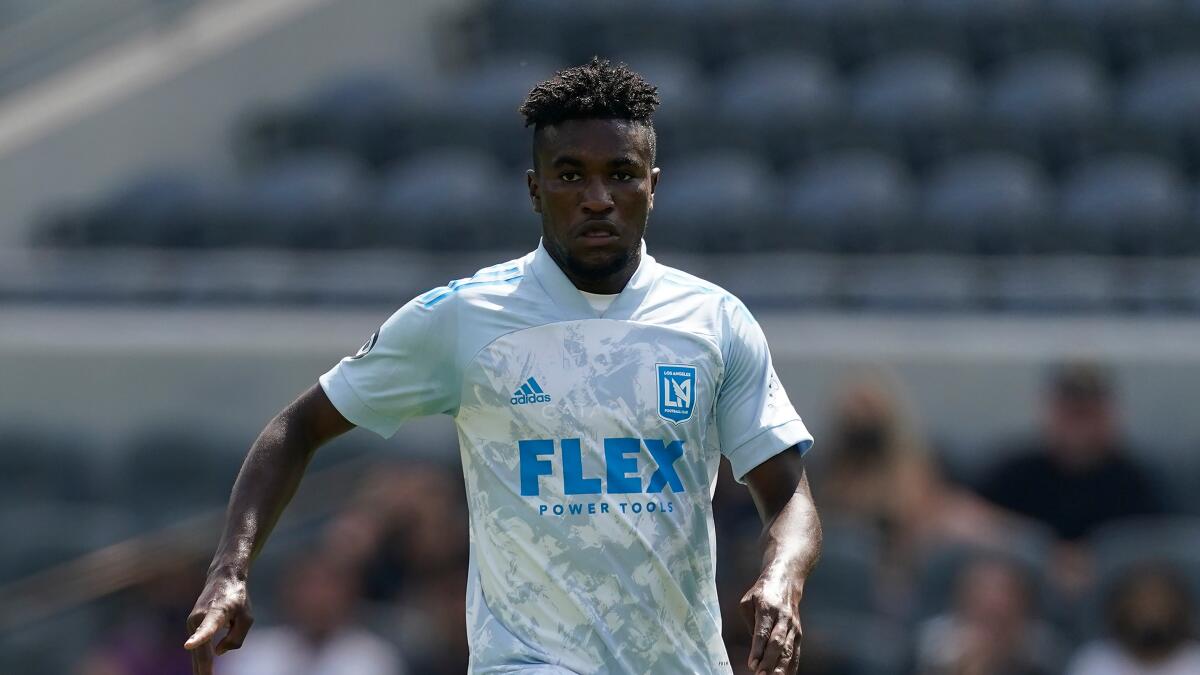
left=320, top=238, right=813, bottom=674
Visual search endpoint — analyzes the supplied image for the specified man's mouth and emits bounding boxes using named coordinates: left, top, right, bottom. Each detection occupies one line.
left=578, top=220, right=619, bottom=240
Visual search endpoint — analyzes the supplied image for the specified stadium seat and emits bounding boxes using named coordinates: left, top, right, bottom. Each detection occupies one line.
left=594, top=0, right=708, bottom=70
left=789, top=0, right=924, bottom=70
left=704, top=1, right=834, bottom=68
left=0, top=424, right=96, bottom=504
left=479, top=0, right=602, bottom=66
left=712, top=52, right=844, bottom=169
left=0, top=501, right=137, bottom=583
left=371, top=148, right=519, bottom=250
left=920, top=152, right=1052, bottom=254
left=646, top=151, right=773, bottom=254
left=803, top=610, right=911, bottom=675
left=801, top=517, right=881, bottom=614
left=850, top=52, right=977, bottom=171
left=780, top=150, right=914, bottom=253
left=81, top=170, right=219, bottom=248
left=911, top=0, right=1057, bottom=70
left=1189, top=188, right=1200, bottom=255
left=1138, top=442, right=1200, bottom=516
left=112, top=425, right=247, bottom=525
left=1048, top=0, right=1182, bottom=73
left=983, top=51, right=1111, bottom=176
left=234, top=72, right=414, bottom=170
left=1090, top=518, right=1200, bottom=580
left=0, top=605, right=102, bottom=675
left=1056, top=154, right=1188, bottom=255
left=1121, top=55, right=1200, bottom=177
left=432, top=53, right=564, bottom=170
left=229, top=154, right=367, bottom=249
left=911, top=529, right=1056, bottom=623
left=1079, top=517, right=1200, bottom=637
left=294, top=72, right=417, bottom=170
left=603, top=51, right=708, bottom=161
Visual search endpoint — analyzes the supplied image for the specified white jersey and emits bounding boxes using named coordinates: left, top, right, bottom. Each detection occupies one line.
left=319, top=238, right=813, bottom=674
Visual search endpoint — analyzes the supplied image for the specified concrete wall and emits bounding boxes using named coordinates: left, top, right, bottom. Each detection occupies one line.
left=3, top=307, right=1197, bottom=470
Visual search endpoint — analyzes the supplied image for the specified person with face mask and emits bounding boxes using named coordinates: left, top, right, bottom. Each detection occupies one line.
left=813, top=369, right=1007, bottom=610
left=1067, top=563, right=1200, bottom=675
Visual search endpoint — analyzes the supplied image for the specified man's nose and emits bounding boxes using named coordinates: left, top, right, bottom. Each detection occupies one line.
left=580, top=178, right=614, bottom=215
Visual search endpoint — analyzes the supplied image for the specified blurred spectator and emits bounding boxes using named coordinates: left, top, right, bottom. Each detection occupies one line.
left=321, top=461, right=468, bottom=603
left=976, top=361, right=1164, bottom=594
left=76, top=557, right=202, bottom=675
left=390, top=563, right=471, bottom=675
left=916, top=555, right=1066, bottom=675
left=319, top=461, right=470, bottom=673
left=1067, top=563, right=1200, bottom=675
left=217, top=554, right=403, bottom=675
left=813, top=370, right=1004, bottom=598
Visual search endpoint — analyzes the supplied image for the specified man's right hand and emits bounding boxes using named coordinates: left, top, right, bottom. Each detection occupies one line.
left=184, top=572, right=254, bottom=675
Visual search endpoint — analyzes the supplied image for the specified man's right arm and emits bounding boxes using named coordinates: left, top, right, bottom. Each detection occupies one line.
left=184, top=383, right=354, bottom=674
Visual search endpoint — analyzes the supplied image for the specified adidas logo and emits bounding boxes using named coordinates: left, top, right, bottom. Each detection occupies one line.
left=511, top=377, right=551, bottom=405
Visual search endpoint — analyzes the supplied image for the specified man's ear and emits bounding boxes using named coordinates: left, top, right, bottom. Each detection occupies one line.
left=526, top=169, right=541, bottom=214
left=648, top=167, right=660, bottom=210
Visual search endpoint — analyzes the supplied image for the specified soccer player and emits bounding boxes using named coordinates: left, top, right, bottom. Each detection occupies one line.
left=185, top=57, right=821, bottom=675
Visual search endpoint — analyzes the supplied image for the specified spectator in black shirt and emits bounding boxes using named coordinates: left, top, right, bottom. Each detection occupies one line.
left=977, top=361, right=1163, bottom=595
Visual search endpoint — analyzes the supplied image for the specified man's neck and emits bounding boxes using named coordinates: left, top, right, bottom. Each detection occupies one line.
left=547, top=245, right=641, bottom=295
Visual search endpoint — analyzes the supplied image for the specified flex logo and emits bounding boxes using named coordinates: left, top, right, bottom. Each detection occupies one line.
left=657, top=364, right=696, bottom=423
left=519, top=438, right=686, bottom=496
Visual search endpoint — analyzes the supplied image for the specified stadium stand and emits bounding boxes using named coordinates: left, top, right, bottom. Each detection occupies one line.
left=983, top=50, right=1112, bottom=176
left=850, top=51, right=978, bottom=172
left=111, top=425, right=248, bottom=526
left=781, top=149, right=914, bottom=253
left=647, top=151, right=772, bottom=253
left=920, top=152, right=1051, bottom=254
left=712, top=52, right=843, bottom=168
left=28, top=0, right=1200, bottom=285
left=7, top=3, right=1200, bottom=673
left=1057, top=154, right=1188, bottom=256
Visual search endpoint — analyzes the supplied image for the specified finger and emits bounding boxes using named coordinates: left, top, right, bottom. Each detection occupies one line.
left=757, top=618, right=791, bottom=674
left=215, top=612, right=254, bottom=655
left=787, top=622, right=804, bottom=674
left=747, top=604, right=775, bottom=672
left=773, top=625, right=799, bottom=675
left=739, top=594, right=757, bottom=632
left=190, top=640, right=214, bottom=675
left=184, top=610, right=227, bottom=650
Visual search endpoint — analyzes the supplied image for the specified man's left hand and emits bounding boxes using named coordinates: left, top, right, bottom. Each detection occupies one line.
left=739, top=568, right=804, bottom=675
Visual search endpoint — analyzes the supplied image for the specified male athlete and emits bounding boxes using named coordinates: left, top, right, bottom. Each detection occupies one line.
left=185, top=57, right=822, bottom=675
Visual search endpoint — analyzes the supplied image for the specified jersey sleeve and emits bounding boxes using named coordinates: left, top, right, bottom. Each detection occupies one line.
left=318, top=294, right=459, bottom=438
left=715, top=297, right=813, bottom=483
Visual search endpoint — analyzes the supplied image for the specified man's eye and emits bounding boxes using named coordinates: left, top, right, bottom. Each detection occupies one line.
left=613, top=172, right=633, bottom=181
left=560, top=172, right=581, bottom=182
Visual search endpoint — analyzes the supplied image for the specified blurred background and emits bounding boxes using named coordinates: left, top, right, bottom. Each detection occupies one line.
left=2, top=0, right=1200, bottom=673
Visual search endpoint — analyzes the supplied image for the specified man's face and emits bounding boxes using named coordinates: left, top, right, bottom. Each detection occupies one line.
left=527, top=118, right=659, bottom=283
left=1045, top=394, right=1117, bottom=469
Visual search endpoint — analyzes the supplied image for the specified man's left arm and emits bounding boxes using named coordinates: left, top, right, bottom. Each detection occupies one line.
left=739, top=447, right=822, bottom=675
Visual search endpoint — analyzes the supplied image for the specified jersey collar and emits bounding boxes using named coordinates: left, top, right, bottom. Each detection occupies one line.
left=530, top=237, right=658, bottom=320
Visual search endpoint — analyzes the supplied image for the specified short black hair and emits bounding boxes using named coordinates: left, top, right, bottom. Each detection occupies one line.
left=519, top=56, right=660, bottom=129
left=1049, top=360, right=1113, bottom=402
left=519, top=56, right=660, bottom=163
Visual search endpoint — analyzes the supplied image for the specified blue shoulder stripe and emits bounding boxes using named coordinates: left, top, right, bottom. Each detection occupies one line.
left=661, top=271, right=723, bottom=295
left=418, top=272, right=524, bottom=307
